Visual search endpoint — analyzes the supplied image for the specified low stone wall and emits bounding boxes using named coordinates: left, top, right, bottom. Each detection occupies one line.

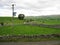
left=0, top=34, right=60, bottom=40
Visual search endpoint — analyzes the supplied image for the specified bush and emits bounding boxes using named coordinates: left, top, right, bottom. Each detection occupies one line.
left=0, top=22, right=4, bottom=26
left=18, top=14, right=25, bottom=20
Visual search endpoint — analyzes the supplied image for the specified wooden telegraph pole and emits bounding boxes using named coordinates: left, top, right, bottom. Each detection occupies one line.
left=12, top=4, right=15, bottom=26
left=12, top=4, right=16, bottom=26
left=12, top=4, right=14, bottom=19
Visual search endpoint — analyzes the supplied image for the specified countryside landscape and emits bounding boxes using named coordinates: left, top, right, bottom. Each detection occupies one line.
left=0, top=15, right=60, bottom=42
left=0, top=0, right=60, bottom=45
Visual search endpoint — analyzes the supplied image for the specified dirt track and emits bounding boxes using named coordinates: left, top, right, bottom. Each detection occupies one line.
left=24, top=23, right=60, bottom=28
left=0, top=41, right=60, bottom=45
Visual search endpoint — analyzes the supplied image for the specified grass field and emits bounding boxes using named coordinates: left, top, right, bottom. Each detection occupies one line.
left=0, top=16, right=60, bottom=36
left=26, top=16, right=60, bottom=25
left=0, top=25, right=60, bottom=36
left=0, top=16, right=60, bottom=42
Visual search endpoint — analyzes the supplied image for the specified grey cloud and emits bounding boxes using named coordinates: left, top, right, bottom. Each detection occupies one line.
left=17, top=0, right=53, bottom=11
left=23, top=0, right=60, bottom=11
left=0, top=0, right=60, bottom=12
left=0, top=0, right=15, bottom=9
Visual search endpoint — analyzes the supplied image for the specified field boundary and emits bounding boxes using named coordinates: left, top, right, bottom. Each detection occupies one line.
left=24, top=23, right=60, bottom=28
left=0, top=34, right=60, bottom=42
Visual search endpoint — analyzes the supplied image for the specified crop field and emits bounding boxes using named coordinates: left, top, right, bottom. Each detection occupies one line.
left=0, top=16, right=60, bottom=36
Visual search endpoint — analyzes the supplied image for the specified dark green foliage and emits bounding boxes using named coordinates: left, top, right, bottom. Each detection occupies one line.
left=18, top=14, right=25, bottom=20
left=0, top=22, right=4, bottom=26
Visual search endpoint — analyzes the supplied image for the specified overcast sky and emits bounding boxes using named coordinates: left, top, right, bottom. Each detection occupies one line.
left=0, top=0, right=60, bottom=16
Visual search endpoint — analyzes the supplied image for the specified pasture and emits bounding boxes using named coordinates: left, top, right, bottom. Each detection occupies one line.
left=0, top=16, right=60, bottom=35
left=0, top=15, right=60, bottom=41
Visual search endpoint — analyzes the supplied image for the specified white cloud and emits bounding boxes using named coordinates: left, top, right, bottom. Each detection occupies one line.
left=0, top=0, right=60, bottom=16
left=0, top=9, right=12, bottom=17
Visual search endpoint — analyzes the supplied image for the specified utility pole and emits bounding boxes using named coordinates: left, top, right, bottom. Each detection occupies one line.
left=11, top=4, right=14, bottom=34
left=12, top=4, right=14, bottom=19
left=12, top=4, right=16, bottom=26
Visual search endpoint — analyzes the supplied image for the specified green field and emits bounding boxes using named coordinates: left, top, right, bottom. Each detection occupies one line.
left=0, top=25, right=60, bottom=36
left=0, top=16, right=60, bottom=36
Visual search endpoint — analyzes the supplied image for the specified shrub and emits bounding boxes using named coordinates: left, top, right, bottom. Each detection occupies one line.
left=18, top=14, right=25, bottom=20
left=0, top=22, right=4, bottom=26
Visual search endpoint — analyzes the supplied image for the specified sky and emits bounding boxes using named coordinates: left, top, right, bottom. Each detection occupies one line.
left=0, top=0, right=60, bottom=17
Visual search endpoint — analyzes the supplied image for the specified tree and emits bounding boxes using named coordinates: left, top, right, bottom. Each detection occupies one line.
left=18, top=14, right=25, bottom=20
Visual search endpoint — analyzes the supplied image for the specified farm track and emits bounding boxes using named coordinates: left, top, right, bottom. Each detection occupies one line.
left=0, top=41, right=60, bottom=45
left=0, top=23, right=60, bottom=28
left=24, top=23, right=60, bottom=28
